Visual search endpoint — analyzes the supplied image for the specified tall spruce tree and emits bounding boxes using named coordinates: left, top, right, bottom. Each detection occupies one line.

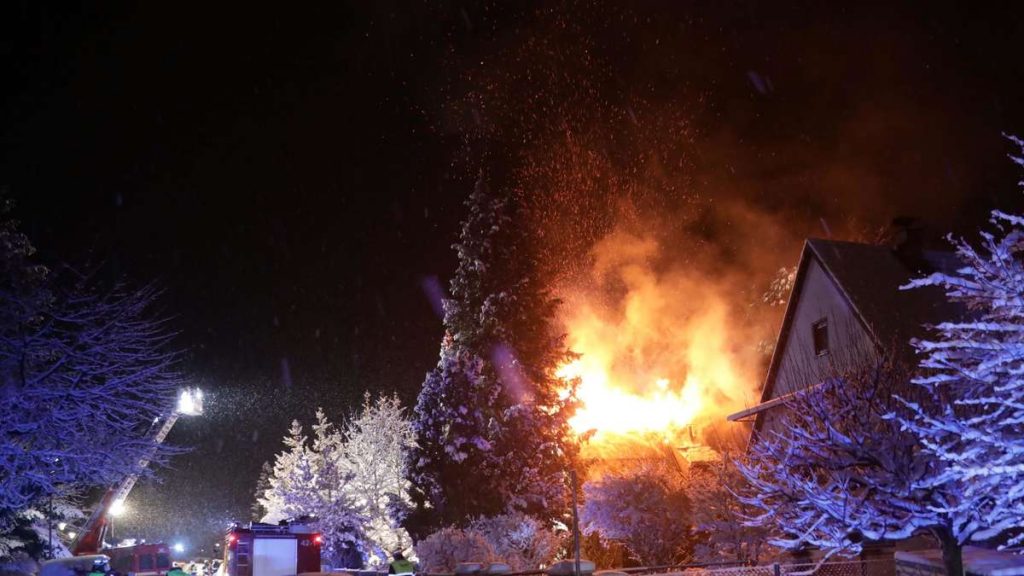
left=405, top=176, right=579, bottom=539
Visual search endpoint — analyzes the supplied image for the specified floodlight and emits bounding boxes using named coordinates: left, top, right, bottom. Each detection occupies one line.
left=109, top=499, right=127, bottom=517
left=177, top=388, right=204, bottom=416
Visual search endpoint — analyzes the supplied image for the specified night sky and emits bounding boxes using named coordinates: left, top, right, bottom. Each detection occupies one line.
left=4, top=0, right=1024, bottom=555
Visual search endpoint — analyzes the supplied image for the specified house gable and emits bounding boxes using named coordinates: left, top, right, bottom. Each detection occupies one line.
left=745, top=242, right=879, bottom=435
left=770, top=256, right=877, bottom=400
left=733, top=238, right=959, bottom=436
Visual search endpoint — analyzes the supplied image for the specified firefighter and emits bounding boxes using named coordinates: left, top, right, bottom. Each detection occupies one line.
left=86, top=559, right=109, bottom=576
left=167, top=565, right=189, bottom=576
left=388, top=551, right=414, bottom=576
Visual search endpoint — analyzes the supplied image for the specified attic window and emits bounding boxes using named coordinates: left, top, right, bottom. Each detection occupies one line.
left=812, top=318, right=829, bottom=357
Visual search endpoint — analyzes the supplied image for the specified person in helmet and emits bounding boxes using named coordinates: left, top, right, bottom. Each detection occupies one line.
left=388, top=551, right=414, bottom=576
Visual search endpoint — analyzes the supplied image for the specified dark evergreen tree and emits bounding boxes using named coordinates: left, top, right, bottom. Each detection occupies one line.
left=404, top=177, right=579, bottom=539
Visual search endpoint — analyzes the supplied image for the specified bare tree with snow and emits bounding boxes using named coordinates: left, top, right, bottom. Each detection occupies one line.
left=0, top=204, right=184, bottom=555
left=896, top=138, right=1024, bottom=557
left=414, top=527, right=497, bottom=573
left=469, top=512, right=561, bottom=571
left=737, top=359, right=970, bottom=576
left=580, top=459, right=693, bottom=565
left=688, top=459, right=772, bottom=565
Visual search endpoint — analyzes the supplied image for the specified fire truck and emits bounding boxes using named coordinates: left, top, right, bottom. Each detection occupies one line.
left=107, top=544, right=173, bottom=576
left=222, top=523, right=321, bottom=576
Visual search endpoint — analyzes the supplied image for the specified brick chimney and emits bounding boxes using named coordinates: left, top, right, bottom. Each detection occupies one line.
left=890, top=216, right=927, bottom=271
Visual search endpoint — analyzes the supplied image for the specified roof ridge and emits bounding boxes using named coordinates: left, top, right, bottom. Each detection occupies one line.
left=806, top=240, right=884, bottom=345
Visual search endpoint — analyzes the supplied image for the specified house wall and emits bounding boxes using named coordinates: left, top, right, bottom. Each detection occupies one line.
left=760, top=257, right=877, bottom=434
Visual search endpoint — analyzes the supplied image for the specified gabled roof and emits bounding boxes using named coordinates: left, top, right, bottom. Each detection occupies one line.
left=807, top=239, right=959, bottom=354
left=730, top=238, right=960, bottom=423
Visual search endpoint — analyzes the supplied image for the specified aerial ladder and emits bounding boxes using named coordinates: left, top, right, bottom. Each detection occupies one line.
left=70, top=388, right=204, bottom=555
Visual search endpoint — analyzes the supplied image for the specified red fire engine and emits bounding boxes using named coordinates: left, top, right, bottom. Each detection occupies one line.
left=222, top=523, right=321, bottom=576
left=107, top=543, right=173, bottom=576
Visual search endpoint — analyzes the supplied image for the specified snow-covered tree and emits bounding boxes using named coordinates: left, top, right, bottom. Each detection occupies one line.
left=0, top=491, right=83, bottom=560
left=251, top=461, right=274, bottom=521
left=341, top=394, right=416, bottom=566
left=414, top=527, right=497, bottom=573
left=737, top=359, right=969, bottom=575
left=259, top=421, right=307, bottom=524
left=469, top=512, right=561, bottom=571
left=406, top=349, right=500, bottom=533
left=260, top=397, right=420, bottom=567
left=580, top=459, right=693, bottom=565
left=411, top=512, right=560, bottom=572
left=260, top=411, right=365, bottom=568
left=406, top=176, right=580, bottom=537
left=762, top=266, right=797, bottom=308
left=689, top=459, right=772, bottom=565
left=0, top=203, right=183, bottom=554
left=897, top=148, right=1024, bottom=557
left=305, top=410, right=365, bottom=568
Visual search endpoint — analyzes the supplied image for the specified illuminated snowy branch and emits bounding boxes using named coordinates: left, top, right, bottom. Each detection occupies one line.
left=897, top=170, right=1024, bottom=548
left=736, top=361, right=962, bottom=559
left=0, top=214, right=184, bottom=535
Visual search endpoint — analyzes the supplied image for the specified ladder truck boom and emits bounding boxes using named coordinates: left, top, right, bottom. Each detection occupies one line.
left=70, top=389, right=203, bottom=555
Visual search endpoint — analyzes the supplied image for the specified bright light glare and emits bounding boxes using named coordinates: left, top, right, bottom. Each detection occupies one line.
left=173, top=543, right=185, bottom=553
left=177, top=388, right=204, bottom=415
left=109, top=499, right=127, bottom=517
left=58, top=522, right=67, bottom=531
left=67, top=531, right=77, bottom=539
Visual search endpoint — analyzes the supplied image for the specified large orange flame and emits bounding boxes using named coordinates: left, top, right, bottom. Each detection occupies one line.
left=557, top=231, right=759, bottom=455
left=557, top=362, right=704, bottom=437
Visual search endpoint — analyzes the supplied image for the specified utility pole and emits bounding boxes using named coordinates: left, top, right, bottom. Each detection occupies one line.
left=570, top=470, right=581, bottom=576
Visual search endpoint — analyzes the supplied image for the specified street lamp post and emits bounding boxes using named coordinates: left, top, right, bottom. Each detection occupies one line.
left=48, top=495, right=53, bottom=559
left=570, top=470, right=581, bottom=576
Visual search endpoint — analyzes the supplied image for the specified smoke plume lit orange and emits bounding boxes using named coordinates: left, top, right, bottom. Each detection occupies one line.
left=557, top=230, right=762, bottom=457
